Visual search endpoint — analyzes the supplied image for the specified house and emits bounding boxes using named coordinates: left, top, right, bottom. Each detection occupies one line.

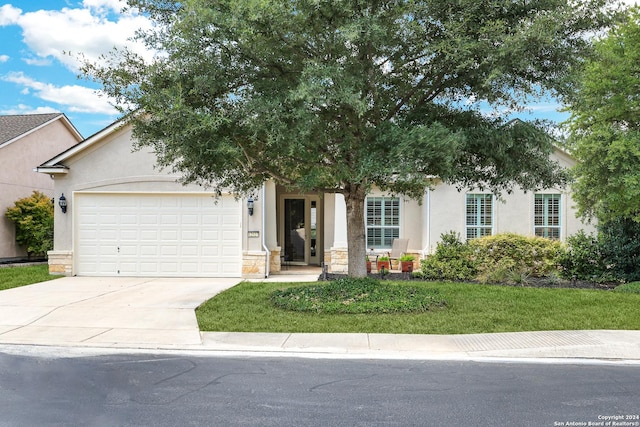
left=37, top=120, right=595, bottom=278
left=0, top=113, right=83, bottom=261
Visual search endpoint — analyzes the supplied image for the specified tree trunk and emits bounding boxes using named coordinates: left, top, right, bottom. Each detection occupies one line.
left=344, top=184, right=367, bottom=278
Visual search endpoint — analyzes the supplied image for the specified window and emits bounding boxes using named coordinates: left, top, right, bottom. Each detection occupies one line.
left=535, top=194, right=561, bottom=239
left=466, top=194, right=493, bottom=240
left=366, top=197, right=400, bottom=248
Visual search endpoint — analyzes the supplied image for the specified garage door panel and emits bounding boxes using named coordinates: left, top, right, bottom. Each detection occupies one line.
left=76, top=193, right=242, bottom=277
left=160, top=230, right=179, bottom=241
left=140, top=245, right=158, bottom=256
left=140, top=230, right=158, bottom=240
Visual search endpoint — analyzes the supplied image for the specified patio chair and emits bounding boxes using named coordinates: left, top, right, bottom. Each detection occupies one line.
left=375, top=238, right=409, bottom=270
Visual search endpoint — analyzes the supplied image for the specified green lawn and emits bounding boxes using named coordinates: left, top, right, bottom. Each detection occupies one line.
left=0, top=264, right=60, bottom=291
left=196, top=280, right=640, bottom=334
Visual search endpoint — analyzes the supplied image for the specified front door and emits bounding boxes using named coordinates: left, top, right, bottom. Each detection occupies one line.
left=280, top=195, right=321, bottom=265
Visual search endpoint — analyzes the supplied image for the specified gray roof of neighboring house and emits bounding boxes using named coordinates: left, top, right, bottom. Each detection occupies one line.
left=0, top=113, right=65, bottom=146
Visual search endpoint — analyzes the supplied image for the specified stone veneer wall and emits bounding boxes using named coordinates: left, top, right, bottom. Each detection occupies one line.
left=242, top=251, right=268, bottom=278
left=270, top=247, right=281, bottom=273
left=329, top=247, right=348, bottom=273
left=47, top=250, right=73, bottom=276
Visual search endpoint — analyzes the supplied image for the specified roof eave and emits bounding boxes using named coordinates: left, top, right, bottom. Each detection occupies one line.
left=35, top=166, right=69, bottom=175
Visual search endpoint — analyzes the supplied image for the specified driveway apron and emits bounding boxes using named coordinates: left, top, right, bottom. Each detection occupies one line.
left=0, top=277, right=241, bottom=348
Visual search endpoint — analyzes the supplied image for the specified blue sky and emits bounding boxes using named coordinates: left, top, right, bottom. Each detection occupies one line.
left=0, top=0, right=150, bottom=137
left=0, top=0, right=615, bottom=139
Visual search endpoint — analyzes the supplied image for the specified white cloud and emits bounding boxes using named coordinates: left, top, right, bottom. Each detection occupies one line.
left=2, top=71, right=118, bottom=114
left=0, top=4, right=21, bottom=26
left=0, top=54, right=9, bottom=62
left=23, top=56, right=51, bottom=66
left=0, top=104, right=60, bottom=115
left=82, top=0, right=126, bottom=14
left=1, top=1, right=152, bottom=72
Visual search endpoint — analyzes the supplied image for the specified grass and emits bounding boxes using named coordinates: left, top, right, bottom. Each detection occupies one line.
left=196, top=280, right=640, bottom=334
left=0, top=264, right=60, bottom=291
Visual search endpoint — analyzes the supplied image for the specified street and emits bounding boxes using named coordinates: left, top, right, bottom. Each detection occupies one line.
left=0, top=349, right=638, bottom=426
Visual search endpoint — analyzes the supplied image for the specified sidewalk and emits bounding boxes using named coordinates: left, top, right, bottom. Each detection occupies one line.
left=0, top=275, right=639, bottom=363
left=196, top=330, right=640, bottom=362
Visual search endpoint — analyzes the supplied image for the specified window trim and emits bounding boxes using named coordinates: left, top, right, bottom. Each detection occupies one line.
left=534, top=193, right=562, bottom=240
left=365, top=196, right=401, bottom=249
left=465, top=193, right=494, bottom=240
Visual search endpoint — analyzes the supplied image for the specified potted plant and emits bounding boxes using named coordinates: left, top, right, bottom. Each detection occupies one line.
left=399, top=254, right=416, bottom=273
left=377, top=255, right=390, bottom=272
left=366, top=256, right=372, bottom=273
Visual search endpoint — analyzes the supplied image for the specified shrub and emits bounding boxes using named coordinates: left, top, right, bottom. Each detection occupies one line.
left=270, top=277, right=447, bottom=314
left=558, top=230, right=607, bottom=282
left=420, top=231, right=565, bottom=284
left=598, top=217, right=640, bottom=283
left=419, top=231, right=478, bottom=281
left=5, top=191, right=54, bottom=258
left=559, top=218, right=640, bottom=283
left=470, top=233, right=565, bottom=282
left=614, top=282, right=640, bottom=294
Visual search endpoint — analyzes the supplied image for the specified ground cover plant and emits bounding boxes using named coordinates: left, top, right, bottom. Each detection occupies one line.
left=196, top=279, right=640, bottom=334
left=270, top=277, right=446, bottom=314
left=0, top=264, right=59, bottom=291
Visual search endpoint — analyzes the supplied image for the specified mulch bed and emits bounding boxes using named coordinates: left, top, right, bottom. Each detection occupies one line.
left=319, top=272, right=619, bottom=290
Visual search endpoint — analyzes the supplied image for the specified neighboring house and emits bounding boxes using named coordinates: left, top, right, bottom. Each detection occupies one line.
left=37, top=120, right=595, bottom=278
left=0, top=113, right=83, bottom=261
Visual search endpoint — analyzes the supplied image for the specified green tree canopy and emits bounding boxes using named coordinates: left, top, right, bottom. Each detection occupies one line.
left=84, top=0, right=615, bottom=276
left=565, top=7, right=640, bottom=222
left=5, top=191, right=54, bottom=258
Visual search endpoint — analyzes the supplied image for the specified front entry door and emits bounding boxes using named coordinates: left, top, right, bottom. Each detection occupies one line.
left=281, top=196, right=321, bottom=265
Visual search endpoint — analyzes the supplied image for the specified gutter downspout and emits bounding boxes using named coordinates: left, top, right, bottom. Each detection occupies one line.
left=261, top=184, right=270, bottom=278
left=421, top=187, right=431, bottom=260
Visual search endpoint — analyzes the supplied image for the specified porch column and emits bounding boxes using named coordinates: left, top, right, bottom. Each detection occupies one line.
left=333, top=193, right=348, bottom=248
left=330, top=193, right=349, bottom=273
left=264, top=180, right=280, bottom=273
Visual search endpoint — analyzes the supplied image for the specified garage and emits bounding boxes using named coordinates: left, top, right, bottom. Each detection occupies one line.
left=75, top=193, right=242, bottom=277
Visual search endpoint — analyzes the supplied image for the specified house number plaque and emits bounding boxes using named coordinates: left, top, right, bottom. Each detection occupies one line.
left=248, top=231, right=260, bottom=238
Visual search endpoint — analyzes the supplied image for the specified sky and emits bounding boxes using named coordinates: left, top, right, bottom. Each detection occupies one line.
left=0, top=0, right=151, bottom=138
left=0, top=0, right=632, bottom=139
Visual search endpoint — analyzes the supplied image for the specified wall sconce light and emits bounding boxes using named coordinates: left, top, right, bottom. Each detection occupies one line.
left=58, top=193, right=67, bottom=214
left=247, top=196, right=254, bottom=216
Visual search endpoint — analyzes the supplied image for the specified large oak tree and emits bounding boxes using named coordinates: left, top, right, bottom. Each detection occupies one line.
left=85, top=0, right=615, bottom=276
left=565, top=7, right=640, bottom=223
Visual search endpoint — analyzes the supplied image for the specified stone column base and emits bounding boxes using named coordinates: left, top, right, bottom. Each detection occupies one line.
left=242, top=251, right=267, bottom=278
left=329, top=247, right=348, bottom=274
left=270, top=247, right=281, bottom=273
left=47, top=250, right=73, bottom=276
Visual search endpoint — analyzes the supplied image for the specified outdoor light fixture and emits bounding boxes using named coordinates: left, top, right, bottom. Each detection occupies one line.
left=58, top=193, right=67, bottom=214
left=247, top=196, right=254, bottom=216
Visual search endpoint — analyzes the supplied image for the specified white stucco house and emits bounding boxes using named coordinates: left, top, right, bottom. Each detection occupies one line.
left=37, top=120, right=594, bottom=278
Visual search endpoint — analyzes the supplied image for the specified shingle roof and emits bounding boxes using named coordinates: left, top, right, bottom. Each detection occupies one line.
left=0, top=113, right=63, bottom=145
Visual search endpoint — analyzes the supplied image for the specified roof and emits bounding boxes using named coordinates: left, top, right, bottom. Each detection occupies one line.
left=0, top=113, right=83, bottom=148
left=37, top=118, right=128, bottom=174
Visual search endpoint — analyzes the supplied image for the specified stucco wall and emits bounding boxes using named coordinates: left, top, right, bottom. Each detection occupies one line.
left=357, top=148, right=596, bottom=258
left=0, top=118, right=80, bottom=259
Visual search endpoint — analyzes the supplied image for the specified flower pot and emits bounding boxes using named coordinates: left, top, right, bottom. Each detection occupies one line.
left=401, top=261, right=414, bottom=273
left=366, top=261, right=372, bottom=273
left=377, top=261, right=390, bottom=272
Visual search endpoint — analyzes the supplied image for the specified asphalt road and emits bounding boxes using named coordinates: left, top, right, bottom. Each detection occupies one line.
left=0, top=350, right=638, bottom=426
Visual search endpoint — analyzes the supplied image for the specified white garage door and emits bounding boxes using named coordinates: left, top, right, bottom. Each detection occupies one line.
left=75, top=193, right=241, bottom=277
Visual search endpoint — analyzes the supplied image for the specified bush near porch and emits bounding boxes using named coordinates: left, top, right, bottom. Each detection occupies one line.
left=418, top=232, right=564, bottom=284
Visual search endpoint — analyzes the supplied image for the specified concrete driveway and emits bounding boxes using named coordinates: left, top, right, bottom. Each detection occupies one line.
left=0, top=276, right=240, bottom=348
